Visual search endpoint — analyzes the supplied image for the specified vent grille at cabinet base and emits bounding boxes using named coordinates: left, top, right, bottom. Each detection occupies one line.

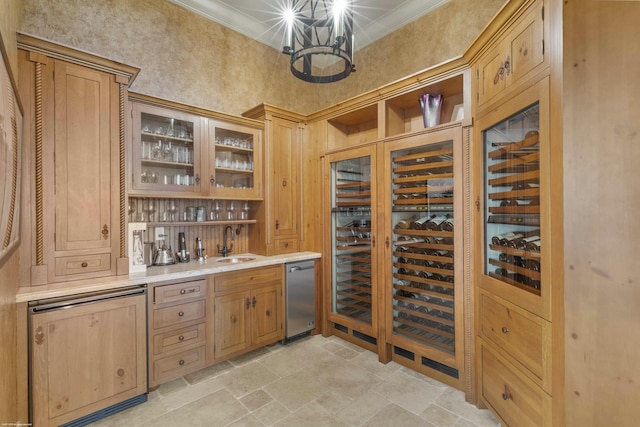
left=60, top=394, right=147, bottom=427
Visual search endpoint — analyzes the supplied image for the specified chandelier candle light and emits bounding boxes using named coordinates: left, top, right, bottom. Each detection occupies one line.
left=283, top=0, right=356, bottom=83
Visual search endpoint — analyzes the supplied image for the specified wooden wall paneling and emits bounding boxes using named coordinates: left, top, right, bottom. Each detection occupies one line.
left=563, top=1, right=640, bottom=425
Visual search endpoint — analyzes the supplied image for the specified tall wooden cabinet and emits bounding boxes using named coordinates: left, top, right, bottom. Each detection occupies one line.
left=472, top=1, right=562, bottom=425
left=17, top=33, right=139, bottom=285
left=318, top=68, right=473, bottom=390
left=243, top=105, right=304, bottom=255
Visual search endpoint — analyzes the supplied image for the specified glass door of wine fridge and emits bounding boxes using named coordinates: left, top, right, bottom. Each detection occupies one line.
left=476, top=79, right=550, bottom=318
left=385, top=127, right=463, bottom=380
left=325, top=146, right=378, bottom=339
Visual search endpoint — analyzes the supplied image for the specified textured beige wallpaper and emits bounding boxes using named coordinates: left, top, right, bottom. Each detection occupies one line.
left=21, top=0, right=505, bottom=115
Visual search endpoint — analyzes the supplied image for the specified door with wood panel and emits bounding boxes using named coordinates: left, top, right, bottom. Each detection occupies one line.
left=213, top=290, right=250, bottom=359
left=271, top=117, right=300, bottom=240
left=251, top=283, right=283, bottom=346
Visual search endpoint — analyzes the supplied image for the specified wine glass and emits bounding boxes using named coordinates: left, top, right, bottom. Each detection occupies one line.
left=127, top=199, right=137, bottom=221
left=144, top=203, right=156, bottom=223
left=166, top=201, right=178, bottom=222
left=226, top=201, right=236, bottom=220
left=240, top=201, right=250, bottom=220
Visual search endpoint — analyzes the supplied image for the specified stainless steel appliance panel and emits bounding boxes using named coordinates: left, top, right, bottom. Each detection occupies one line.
left=285, top=260, right=316, bottom=339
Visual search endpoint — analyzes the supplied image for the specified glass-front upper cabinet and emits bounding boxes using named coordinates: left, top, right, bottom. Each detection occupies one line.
left=208, top=120, right=262, bottom=199
left=476, top=79, right=550, bottom=317
left=131, top=103, right=203, bottom=195
left=385, top=127, right=462, bottom=374
left=324, top=146, right=378, bottom=339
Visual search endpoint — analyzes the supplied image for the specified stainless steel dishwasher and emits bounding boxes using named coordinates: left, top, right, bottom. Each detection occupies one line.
left=285, top=260, right=316, bottom=342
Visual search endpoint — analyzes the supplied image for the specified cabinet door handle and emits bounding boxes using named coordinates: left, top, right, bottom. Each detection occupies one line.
left=101, top=224, right=109, bottom=239
left=504, top=55, right=511, bottom=75
left=252, top=296, right=257, bottom=308
left=246, top=298, right=251, bottom=309
left=372, top=235, right=376, bottom=248
left=275, top=220, right=279, bottom=230
left=81, top=262, right=88, bottom=268
left=265, top=310, right=270, bottom=317
left=501, top=326, right=509, bottom=334
left=502, top=385, right=512, bottom=400
left=195, top=174, right=201, bottom=184
left=282, top=179, right=287, bottom=187
left=179, top=359, right=185, bottom=366
left=385, top=237, right=390, bottom=249
left=210, top=175, right=215, bottom=185
left=178, top=335, right=185, bottom=341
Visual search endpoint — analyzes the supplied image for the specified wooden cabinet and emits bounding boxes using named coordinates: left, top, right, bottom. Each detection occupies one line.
left=17, top=34, right=139, bottom=284
left=474, top=36, right=560, bottom=422
left=30, top=288, right=147, bottom=426
left=475, top=0, right=547, bottom=108
left=244, top=105, right=304, bottom=255
left=210, top=265, right=284, bottom=361
left=148, top=278, right=207, bottom=388
left=128, top=94, right=264, bottom=201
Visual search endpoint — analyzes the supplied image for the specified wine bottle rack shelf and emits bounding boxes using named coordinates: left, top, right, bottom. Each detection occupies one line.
left=484, top=102, right=542, bottom=296
left=331, top=156, right=374, bottom=328
left=391, top=141, right=456, bottom=354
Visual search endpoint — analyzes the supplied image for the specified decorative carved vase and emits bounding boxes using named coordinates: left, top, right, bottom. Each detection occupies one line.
left=419, top=94, right=443, bottom=128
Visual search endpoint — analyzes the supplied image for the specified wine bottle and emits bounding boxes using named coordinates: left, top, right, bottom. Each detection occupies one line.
left=412, top=214, right=434, bottom=229
left=497, top=231, right=524, bottom=246
left=526, top=259, right=540, bottom=271
left=525, top=239, right=541, bottom=252
left=438, top=215, right=454, bottom=231
left=425, top=215, right=448, bottom=230
left=513, top=230, right=541, bottom=249
left=395, top=215, right=417, bottom=229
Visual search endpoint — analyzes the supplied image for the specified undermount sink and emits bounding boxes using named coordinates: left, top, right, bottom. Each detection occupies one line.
left=216, top=257, right=256, bottom=264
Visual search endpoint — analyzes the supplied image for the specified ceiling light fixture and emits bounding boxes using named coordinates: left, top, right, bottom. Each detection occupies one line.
left=282, top=0, right=356, bottom=83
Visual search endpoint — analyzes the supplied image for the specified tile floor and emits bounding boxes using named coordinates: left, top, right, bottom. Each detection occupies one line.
left=92, top=335, right=500, bottom=427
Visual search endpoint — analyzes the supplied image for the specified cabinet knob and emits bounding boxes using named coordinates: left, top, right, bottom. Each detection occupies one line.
left=284, top=242, right=289, bottom=247
left=275, top=220, right=279, bottom=230
left=282, top=179, right=287, bottom=187
left=178, top=311, right=184, bottom=317
left=179, top=359, right=185, bottom=366
left=210, top=175, right=215, bottom=185
left=195, top=174, right=201, bottom=184
left=101, top=224, right=109, bottom=239
left=81, top=262, right=88, bottom=268
left=180, top=289, right=186, bottom=294
left=178, top=335, right=185, bottom=341
left=501, top=326, right=509, bottom=334
left=266, top=310, right=271, bottom=317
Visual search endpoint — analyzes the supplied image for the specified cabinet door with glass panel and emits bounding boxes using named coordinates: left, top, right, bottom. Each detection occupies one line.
left=131, top=102, right=203, bottom=195
left=384, top=127, right=464, bottom=383
left=208, top=120, right=263, bottom=199
left=475, top=78, right=550, bottom=318
left=324, top=146, right=379, bottom=340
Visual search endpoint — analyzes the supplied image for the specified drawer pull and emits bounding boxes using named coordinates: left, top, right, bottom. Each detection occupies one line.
left=501, top=326, right=509, bottom=334
left=178, top=335, right=185, bottom=341
left=179, top=359, right=185, bottom=366
left=502, top=385, right=512, bottom=401
left=178, top=311, right=184, bottom=317
left=101, top=224, right=109, bottom=239
left=81, top=262, right=88, bottom=268
left=180, top=289, right=186, bottom=294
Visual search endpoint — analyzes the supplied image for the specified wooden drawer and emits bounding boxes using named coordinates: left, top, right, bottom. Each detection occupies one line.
left=152, top=323, right=206, bottom=356
left=480, top=293, right=550, bottom=385
left=154, top=279, right=206, bottom=305
left=153, top=300, right=205, bottom=329
left=481, top=344, right=551, bottom=427
left=152, top=346, right=206, bottom=385
left=55, top=253, right=111, bottom=276
left=274, top=238, right=299, bottom=254
left=214, top=265, right=283, bottom=292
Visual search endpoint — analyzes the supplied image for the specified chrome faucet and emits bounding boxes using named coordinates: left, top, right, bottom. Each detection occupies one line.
left=217, top=225, right=234, bottom=257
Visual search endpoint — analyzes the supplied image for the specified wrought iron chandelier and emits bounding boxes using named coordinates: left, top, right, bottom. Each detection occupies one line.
left=282, top=0, right=356, bottom=83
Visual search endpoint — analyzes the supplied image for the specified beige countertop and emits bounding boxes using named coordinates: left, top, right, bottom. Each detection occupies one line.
left=17, top=251, right=321, bottom=303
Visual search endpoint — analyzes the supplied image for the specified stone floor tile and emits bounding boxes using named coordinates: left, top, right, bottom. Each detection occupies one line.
left=336, top=391, right=391, bottom=427
left=156, top=377, right=188, bottom=396
left=240, top=389, right=274, bottom=411
left=314, top=390, right=354, bottom=414
left=435, top=388, right=500, bottom=427
left=274, top=401, right=349, bottom=427
left=421, top=403, right=460, bottom=427
left=219, top=361, right=280, bottom=398
left=226, top=413, right=266, bottom=427
left=373, top=370, right=443, bottom=414
left=229, top=346, right=271, bottom=366
left=252, top=400, right=291, bottom=426
left=183, top=360, right=233, bottom=384
left=264, top=370, right=326, bottom=411
left=362, top=403, right=436, bottom=427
